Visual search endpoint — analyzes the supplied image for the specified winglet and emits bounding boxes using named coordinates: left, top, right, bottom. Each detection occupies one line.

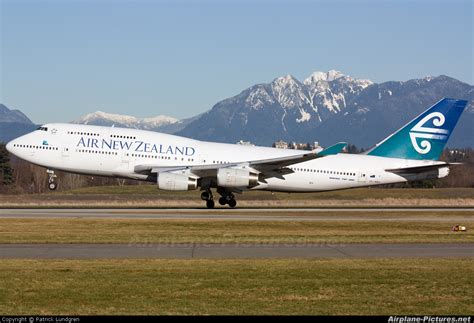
left=318, top=142, right=348, bottom=156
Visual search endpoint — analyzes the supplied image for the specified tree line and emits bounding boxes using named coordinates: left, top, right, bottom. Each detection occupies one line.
left=0, top=143, right=473, bottom=194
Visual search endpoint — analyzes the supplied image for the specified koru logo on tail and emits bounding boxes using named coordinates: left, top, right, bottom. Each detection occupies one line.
left=409, top=112, right=449, bottom=154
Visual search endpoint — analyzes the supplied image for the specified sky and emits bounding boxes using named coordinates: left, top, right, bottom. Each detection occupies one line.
left=0, top=0, right=472, bottom=124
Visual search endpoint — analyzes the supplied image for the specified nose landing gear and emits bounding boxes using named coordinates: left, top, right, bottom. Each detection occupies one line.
left=47, top=169, right=58, bottom=191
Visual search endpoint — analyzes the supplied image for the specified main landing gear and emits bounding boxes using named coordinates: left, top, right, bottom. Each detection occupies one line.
left=47, top=169, right=58, bottom=191
left=201, top=189, right=215, bottom=208
left=201, top=188, right=237, bottom=208
left=217, top=187, right=237, bottom=208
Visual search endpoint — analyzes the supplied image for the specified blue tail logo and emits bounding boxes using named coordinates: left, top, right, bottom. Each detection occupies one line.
left=367, top=98, right=468, bottom=160
left=409, top=112, right=449, bottom=154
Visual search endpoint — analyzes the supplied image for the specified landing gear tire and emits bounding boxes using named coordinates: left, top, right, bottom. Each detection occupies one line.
left=202, top=189, right=214, bottom=208
left=47, top=169, right=58, bottom=191
left=219, top=197, right=227, bottom=205
left=201, top=191, right=211, bottom=201
left=228, top=199, right=237, bottom=208
left=206, top=199, right=215, bottom=209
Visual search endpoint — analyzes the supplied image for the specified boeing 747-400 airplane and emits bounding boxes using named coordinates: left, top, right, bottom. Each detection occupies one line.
left=6, top=98, right=468, bottom=208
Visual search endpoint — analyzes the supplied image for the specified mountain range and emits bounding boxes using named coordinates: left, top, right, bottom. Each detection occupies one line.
left=72, top=111, right=200, bottom=134
left=0, top=104, right=38, bottom=143
left=176, top=71, right=473, bottom=148
left=1, top=71, right=473, bottom=148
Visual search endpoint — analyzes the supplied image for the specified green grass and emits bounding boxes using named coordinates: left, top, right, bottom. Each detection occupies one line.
left=0, top=259, right=472, bottom=315
left=1, top=216, right=473, bottom=244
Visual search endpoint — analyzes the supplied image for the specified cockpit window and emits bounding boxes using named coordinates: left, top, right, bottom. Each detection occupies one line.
left=36, top=126, right=48, bottom=131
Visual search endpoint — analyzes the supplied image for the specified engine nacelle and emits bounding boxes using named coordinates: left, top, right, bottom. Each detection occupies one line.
left=157, top=173, right=198, bottom=191
left=217, top=168, right=259, bottom=188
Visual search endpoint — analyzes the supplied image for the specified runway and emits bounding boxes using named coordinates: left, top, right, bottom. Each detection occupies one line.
left=0, top=208, right=473, bottom=221
left=0, top=243, right=472, bottom=259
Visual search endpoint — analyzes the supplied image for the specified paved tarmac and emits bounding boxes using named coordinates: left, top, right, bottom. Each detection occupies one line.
left=0, top=243, right=472, bottom=259
left=0, top=208, right=473, bottom=221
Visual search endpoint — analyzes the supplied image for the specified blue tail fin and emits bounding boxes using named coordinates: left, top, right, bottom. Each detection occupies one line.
left=366, top=98, right=468, bottom=160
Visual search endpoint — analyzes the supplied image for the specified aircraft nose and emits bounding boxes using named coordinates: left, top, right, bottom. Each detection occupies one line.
left=6, top=140, right=13, bottom=153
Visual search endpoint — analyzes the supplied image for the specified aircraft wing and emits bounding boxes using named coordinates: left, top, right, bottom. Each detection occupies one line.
left=247, top=142, right=347, bottom=178
left=133, top=151, right=317, bottom=177
left=134, top=142, right=347, bottom=179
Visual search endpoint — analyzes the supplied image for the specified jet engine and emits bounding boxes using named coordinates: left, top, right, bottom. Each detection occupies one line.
left=157, top=173, right=198, bottom=191
left=217, top=168, right=259, bottom=188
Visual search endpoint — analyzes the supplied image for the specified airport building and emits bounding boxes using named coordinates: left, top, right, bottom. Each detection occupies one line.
left=272, top=140, right=289, bottom=149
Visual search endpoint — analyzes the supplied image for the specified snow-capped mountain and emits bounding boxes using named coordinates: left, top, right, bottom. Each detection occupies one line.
left=73, top=111, right=179, bottom=130
left=177, top=71, right=473, bottom=148
left=73, top=111, right=202, bottom=134
left=302, top=70, right=372, bottom=119
left=176, top=70, right=375, bottom=142
left=224, top=70, right=372, bottom=126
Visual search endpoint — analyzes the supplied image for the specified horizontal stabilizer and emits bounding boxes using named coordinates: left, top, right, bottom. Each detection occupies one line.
left=385, top=163, right=454, bottom=174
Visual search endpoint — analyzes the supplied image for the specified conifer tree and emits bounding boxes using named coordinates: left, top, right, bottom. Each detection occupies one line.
left=0, top=143, right=14, bottom=185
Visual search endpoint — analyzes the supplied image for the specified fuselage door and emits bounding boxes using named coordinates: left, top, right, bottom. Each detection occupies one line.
left=201, top=155, right=210, bottom=165
left=121, top=151, right=131, bottom=171
left=62, top=146, right=70, bottom=158
left=357, top=171, right=367, bottom=182
left=28, top=144, right=36, bottom=157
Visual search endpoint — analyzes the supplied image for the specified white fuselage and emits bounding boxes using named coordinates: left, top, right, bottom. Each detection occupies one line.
left=6, top=123, right=447, bottom=192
